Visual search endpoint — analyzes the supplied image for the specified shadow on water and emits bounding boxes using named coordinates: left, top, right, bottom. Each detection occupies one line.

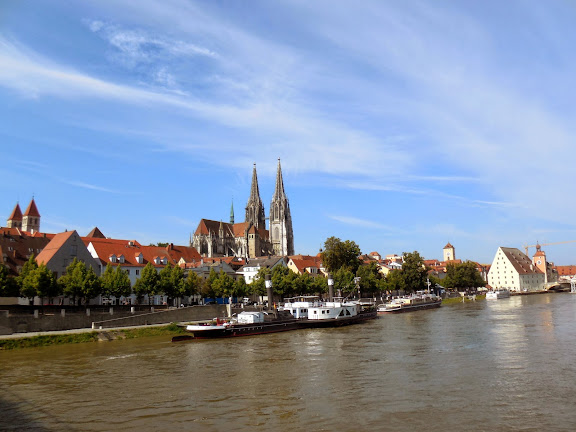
left=0, top=394, right=78, bottom=432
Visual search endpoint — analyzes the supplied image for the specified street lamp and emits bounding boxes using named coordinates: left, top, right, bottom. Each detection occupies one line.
left=354, top=277, right=361, bottom=300
left=327, top=273, right=334, bottom=301
left=265, top=273, right=273, bottom=310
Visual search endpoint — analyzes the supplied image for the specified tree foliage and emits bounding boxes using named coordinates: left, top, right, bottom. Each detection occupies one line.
left=400, top=251, right=428, bottom=292
left=59, top=259, right=101, bottom=305
left=356, top=262, right=384, bottom=296
left=183, top=270, right=203, bottom=298
left=333, top=267, right=355, bottom=296
left=443, top=261, right=485, bottom=291
left=321, top=237, right=361, bottom=274
left=383, top=269, right=405, bottom=292
left=133, top=262, right=158, bottom=304
left=211, top=270, right=236, bottom=298
left=23, top=264, right=60, bottom=303
left=0, top=264, right=19, bottom=297
left=18, top=255, right=39, bottom=301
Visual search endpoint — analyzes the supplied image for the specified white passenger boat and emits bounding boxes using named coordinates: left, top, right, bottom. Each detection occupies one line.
left=175, top=297, right=377, bottom=341
left=377, top=292, right=442, bottom=314
left=486, top=289, right=510, bottom=300
left=281, top=296, right=377, bottom=327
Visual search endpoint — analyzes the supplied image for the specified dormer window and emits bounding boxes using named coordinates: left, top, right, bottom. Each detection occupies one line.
left=135, top=253, right=143, bottom=264
left=154, top=256, right=160, bottom=265
left=118, top=254, right=125, bottom=264
left=110, top=255, right=117, bottom=263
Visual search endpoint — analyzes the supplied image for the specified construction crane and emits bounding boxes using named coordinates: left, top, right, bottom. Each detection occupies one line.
left=523, top=240, right=576, bottom=256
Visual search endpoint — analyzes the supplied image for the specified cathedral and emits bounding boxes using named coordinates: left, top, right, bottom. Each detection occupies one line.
left=192, top=160, right=294, bottom=259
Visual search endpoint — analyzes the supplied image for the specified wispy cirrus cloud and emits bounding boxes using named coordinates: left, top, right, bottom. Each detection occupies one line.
left=86, top=19, right=217, bottom=59
left=0, top=35, right=410, bottom=179
left=62, top=180, right=120, bottom=194
left=329, top=215, right=400, bottom=232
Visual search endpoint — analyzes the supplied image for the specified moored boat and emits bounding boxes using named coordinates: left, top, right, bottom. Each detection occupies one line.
left=281, top=296, right=378, bottom=328
left=182, top=310, right=300, bottom=339
left=377, top=292, right=442, bottom=314
left=176, top=296, right=377, bottom=341
left=486, top=289, right=510, bottom=300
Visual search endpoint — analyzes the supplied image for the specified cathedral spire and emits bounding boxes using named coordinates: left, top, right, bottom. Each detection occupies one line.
left=270, top=158, right=294, bottom=256
left=272, top=158, right=287, bottom=202
left=230, top=198, right=235, bottom=225
left=245, top=163, right=266, bottom=229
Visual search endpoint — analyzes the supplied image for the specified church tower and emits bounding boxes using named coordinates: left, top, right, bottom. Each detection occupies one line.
left=7, top=203, right=23, bottom=229
left=245, top=164, right=266, bottom=229
left=532, top=243, right=548, bottom=284
left=443, top=242, right=455, bottom=261
left=22, top=198, right=40, bottom=233
left=270, top=159, right=294, bottom=256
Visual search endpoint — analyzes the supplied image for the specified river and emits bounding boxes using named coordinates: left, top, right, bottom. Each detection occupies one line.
left=2, top=293, right=576, bottom=431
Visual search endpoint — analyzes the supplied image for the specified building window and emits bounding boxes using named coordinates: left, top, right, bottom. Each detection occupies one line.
left=136, top=269, right=140, bottom=276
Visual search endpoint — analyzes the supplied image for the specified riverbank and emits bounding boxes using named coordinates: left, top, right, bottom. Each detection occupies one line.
left=0, top=323, right=186, bottom=350
left=0, top=295, right=488, bottom=350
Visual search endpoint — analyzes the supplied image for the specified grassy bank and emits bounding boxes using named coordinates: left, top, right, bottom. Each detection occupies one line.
left=442, top=294, right=486, bottom=305
left=0, top=323, right=186, bottom=351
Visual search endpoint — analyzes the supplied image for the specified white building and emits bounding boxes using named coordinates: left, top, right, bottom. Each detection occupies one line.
left=238, top=256, right=286, bottom=284
left=487, top=247, right=545, bottom=292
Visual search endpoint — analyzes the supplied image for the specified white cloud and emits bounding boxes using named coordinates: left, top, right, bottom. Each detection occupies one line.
left=62, top=180, right=120, bottom=194
left=329, top=215, right=399, bottom=232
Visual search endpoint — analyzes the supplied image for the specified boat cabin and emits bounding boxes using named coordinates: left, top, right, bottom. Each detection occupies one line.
left=281, top=296, right=359, bottom=320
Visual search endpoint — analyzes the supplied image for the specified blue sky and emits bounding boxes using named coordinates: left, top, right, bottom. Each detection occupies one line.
left=2, top=0, right=576, bottom=265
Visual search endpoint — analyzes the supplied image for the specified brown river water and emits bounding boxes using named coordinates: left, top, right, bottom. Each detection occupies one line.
left=2, top=293, right=576, bottom=431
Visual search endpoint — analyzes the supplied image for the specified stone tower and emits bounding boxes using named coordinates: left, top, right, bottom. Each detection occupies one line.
left=532, top=244, right=548, bottom=284
left=270, top=159, right=294, bottom=256
left=7, top=202, right=23, bottom=229
left=245, top=164, right=266, bottom=229
left=443, top=242, right=455, bottom=261
left=22, top=198, right=41, bottom=233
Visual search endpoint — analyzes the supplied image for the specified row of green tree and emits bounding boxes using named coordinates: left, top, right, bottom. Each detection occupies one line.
left=0, top=237, right=486, bottom=303
left=320, top=236, right=485, bottom=294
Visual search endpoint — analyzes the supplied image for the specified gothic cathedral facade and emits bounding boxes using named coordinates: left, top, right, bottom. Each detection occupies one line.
left=192, top=160, right=294, bottom=259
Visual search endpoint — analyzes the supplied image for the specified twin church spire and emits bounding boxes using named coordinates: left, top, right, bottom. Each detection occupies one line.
left=244, top=159, right=294, bottom=256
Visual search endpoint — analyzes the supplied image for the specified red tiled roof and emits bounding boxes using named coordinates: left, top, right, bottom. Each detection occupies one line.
left=289, top=257, right=321, bottom=274
left=88, top=238, right=174, bottom=268
left=23, top=199, right=40, bottom=217
left=165, top=243, right=202, bottom=263
left=230, top=222, right=246, bottom=237
left=8, top=203, right=22, bottom=221
left=444, top=243, right=454, bottom=249
left=0, top=226, right=53, bottom=275
left=36, top=230, right=76, bottom=265
left=86, top=227, right=106, bottom=238
left=556, top=265, right=576, bottom=276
